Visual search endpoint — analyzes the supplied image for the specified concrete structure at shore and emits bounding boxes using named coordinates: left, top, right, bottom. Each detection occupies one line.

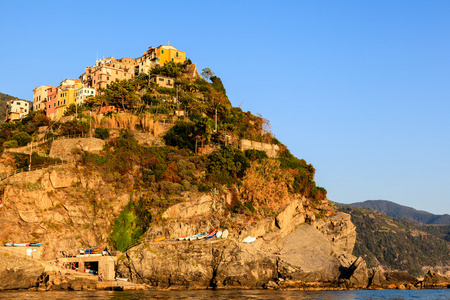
left=58, top=255, right=117, bottom=280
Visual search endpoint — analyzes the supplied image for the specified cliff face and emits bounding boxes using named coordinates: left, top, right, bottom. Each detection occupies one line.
left=117, top=196, right=359, bottom=289
left=0, top=164, right=131, bottom=260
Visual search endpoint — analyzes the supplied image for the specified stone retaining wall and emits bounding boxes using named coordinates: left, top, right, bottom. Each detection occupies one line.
left=239, top=139, right=280, bottom=158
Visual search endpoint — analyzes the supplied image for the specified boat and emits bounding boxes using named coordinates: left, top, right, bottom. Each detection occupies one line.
left=187, top=233, right=201, bottom=241
left=196, top=232, right=209, bottom=240
left=222, top=229, right=229, bottom=239
left=177, top=236, right=187, bottom=241
left=205, top=230, right=217, bottom=239
left=242, top=236, right=256, bottom=244
left=116, top=277, right=129, bottom=281
left=13, top=244, right=29, bottom=247
left=153, top=237, right=166, bottom=242
left=4, top=243, right=12, bottom=247
left=29, top=243, right=41, bottom=247
left=216, top=231, right=223, bottom=238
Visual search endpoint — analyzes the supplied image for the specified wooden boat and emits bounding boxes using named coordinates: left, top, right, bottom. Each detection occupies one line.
left=29, top=243, right=41, bottom=247
left=205, top=230, right=217, bottom=239
left=196, top=232, right=209, bottom=240
left=216, top=231, right=223, bottom=239
left=153, top=237, right=166, bottom=242
left=221, top=229, right=229, bottom=239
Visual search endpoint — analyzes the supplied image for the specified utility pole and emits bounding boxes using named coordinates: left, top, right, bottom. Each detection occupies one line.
left=28, top=142, right=32, bottom=171
left=215, top=108, right=217, bottom=132
left=90, top=111, right=92, bottom=138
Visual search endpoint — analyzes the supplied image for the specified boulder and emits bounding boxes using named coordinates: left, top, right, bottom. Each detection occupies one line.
left=422, top=270, right=450, bottom=289
left=339, top=256, right=369, bottom=288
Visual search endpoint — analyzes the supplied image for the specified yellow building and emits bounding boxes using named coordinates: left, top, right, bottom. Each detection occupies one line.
left=56, top=79, right=83, bottom=119
left=156, top=44, right=185, bottom=65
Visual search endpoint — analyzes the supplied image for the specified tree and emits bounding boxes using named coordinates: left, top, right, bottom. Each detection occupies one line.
left=11, top=132, right=31, bottom=147
left=201, top=68, right=215, bottom=82
left=100, top=80, right=139, bottom=112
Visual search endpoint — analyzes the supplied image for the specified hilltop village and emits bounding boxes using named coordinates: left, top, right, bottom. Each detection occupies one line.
left=6, top=44, right=186, bottom=122
left=0, top=44, right=449, bottom=292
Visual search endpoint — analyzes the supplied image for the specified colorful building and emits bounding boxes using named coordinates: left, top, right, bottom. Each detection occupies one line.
left=135, top=47, right=160, bottom=75
left=76, top=87, right=96, bottom=105
left=46, top=86, right=59, bottom=120
left=80, top=57, right=134, bottom=90
left=156, top=44, right=185, bottom=65
left=55, top=79, right=83, bottom=119
left=33, top=85, right=53, bottom=112
left=150, top=75, right=175, bottom=88
left=5, top=100, right=30, bottom=122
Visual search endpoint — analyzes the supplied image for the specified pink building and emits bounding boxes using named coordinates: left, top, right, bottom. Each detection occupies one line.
left=46, top=86, right=59, bottom=120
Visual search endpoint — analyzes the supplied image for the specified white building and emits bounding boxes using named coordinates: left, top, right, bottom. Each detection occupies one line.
left=76, top=87, right=96, bottom=105
left=6, top=100, right=30, bottom=122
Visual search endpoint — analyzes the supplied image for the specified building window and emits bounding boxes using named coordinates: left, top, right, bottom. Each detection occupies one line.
left=176, top=52, right=179, bottom=57
left=161, top=50, right=164, bottom=54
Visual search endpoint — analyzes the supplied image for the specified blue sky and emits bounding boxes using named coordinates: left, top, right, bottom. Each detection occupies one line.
left=1, top=1, right=449, bottom=214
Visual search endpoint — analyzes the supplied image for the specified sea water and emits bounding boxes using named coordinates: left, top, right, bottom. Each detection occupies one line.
left=0, top=289, right=449, bottom=300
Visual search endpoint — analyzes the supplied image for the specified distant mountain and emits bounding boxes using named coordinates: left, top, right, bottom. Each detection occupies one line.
left=347, top=200, right=450, bottom=225
left=337, top=204, right=450, bottom=276
left=0, top=92, right=30, bottom=123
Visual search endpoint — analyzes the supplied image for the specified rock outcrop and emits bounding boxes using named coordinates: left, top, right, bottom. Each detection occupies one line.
left=118, top=196, right=359, bottom=290
left=0, top=251, right=45, bottom=290
left=422, top=270, right=450, bottom=289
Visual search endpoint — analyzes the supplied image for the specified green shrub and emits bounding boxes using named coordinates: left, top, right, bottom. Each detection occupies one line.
left=3, top=139, right=19, bottom=149
left=94, top=127, right=110, bottom=140
left=244, top=149, right=268, bottom=161
left=110, top=201, right=151, bottom=252
left=59, top=120, right=90, bottom=136
left=11, top=132, right=31, bottom=146
left=207, top=146, right=249, bottom=184
left=163, top=121, right=196, bottom=151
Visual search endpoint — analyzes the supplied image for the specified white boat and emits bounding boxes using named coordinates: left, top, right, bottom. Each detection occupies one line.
left=197, top=232, right=208, bottom=240
left=115, top=277, right=129, bottom=281
left=242, top=236, right=256, bottom=243
left=222, top=229, right=229, bottom=239
left=216, top=231, right=223, bottom=238
left=184, top=233, right=200, bottom=241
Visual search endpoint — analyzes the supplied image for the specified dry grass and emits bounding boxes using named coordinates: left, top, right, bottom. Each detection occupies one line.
left=92, top=113, right=162, bottom=134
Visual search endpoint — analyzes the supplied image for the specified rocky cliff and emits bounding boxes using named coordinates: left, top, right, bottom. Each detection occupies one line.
left=116, top=195, right=361, bottom=289
left=1, top=156, right=449, bottom=291
left=0, top=161, right=131, bottom=260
